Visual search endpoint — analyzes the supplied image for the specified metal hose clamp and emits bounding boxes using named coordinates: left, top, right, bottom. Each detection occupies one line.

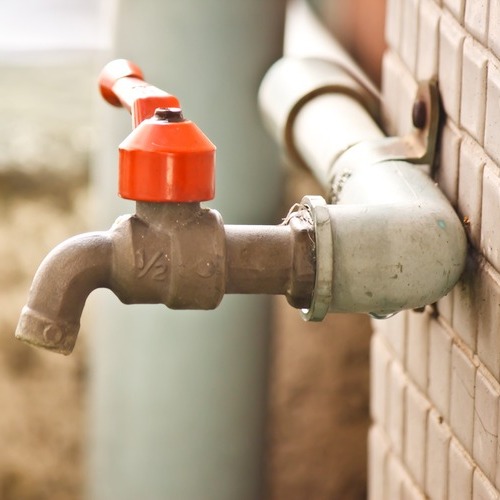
left=300, top=195, right=333, bottom=321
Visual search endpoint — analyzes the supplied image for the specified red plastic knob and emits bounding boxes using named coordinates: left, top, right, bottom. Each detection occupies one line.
left=98, top=59, right=180, bottom=127
left=99, top=59, right=145, bottom=107
left=98, top=60, right=216, bottom=202
left=118, top=107, right=216, bottom=202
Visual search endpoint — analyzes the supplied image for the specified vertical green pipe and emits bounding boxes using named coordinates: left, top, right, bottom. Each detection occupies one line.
left=88, top=1, right=285, bottom=499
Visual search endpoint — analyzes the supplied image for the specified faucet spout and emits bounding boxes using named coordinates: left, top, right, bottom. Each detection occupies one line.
left=15, top=232, right=112, bottom=355
left=15, top=202, right=317, bottom=355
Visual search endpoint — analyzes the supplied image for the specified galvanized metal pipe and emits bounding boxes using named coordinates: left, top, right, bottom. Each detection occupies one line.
left=258, top=0, right=467, bottom=319
left=293, top=93, right=382, bottom=187
left=258, top=56, right=380, bottom=188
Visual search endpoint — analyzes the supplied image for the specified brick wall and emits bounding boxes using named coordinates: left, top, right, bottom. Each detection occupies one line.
left=370, top=0, right=500, bottom=498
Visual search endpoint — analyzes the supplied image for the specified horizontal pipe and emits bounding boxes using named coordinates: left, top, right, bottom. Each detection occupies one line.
left=225, top=225, right=293, bottom=295
left=225, top=221, right=315, bottom=309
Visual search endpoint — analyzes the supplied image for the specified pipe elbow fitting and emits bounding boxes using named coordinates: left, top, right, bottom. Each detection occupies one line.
left=327, top=201, right=466, bottom=316
left=306, top=160, right=467, bottom=317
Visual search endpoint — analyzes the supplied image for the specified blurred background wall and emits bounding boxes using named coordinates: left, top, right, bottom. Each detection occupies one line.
left=88, top=2, right=286, bottom=499
left=0, top=1, right=109, bottom=498
left=0, top=1, right=385, bottom=499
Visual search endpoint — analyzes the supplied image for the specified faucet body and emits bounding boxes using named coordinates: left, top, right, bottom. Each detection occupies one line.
left=17, top=201, right=315, bottom=354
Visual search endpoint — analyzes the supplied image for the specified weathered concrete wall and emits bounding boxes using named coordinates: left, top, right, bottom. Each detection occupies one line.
left=0, top=63, right=95, bottom=499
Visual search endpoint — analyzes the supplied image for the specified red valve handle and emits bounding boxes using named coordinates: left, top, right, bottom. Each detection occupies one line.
left=98, top=59, right=216, bottom=203
left=98, top=59, right=181, bottom=128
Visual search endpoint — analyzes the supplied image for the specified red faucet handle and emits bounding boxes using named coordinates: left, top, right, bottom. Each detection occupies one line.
left=119, top=107, right=216, bottom=202
left=98, top=59, right=180, bottom=128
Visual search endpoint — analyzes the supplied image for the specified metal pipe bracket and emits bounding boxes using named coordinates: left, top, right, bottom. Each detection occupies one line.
left=258, top=57, right=381, bottom=170
left=331, top=80, right=440, bottom=202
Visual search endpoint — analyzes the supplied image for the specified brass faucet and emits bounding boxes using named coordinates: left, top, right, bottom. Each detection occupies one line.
left=15, top=60, right=315, bottom=355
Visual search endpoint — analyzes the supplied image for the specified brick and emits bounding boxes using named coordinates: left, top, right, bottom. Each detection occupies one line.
left=436, top=291, right=453, bottom=327
left=481, top=163, right=500, bottom=273
left=449, top=438, right=474, bottom=499
left=450, top=343, right=477, bottom=454
left=370, top=333, right=392, bottom=426
left=464, top=0, right=490, bottom=46
left=379, top=310, right=407, bottom=364
left=417, top=0, right=441, bottom=80
left=381, top=52, right=402, bottom=136
left=497, top=399, right=500, bottom=490
left=368, top=425, right=389, bottom=500
left=428, top=319, right=452, bottom=419
left=443, top=0, right=465, bottom=22
left=400, top=0, right=420, bottom=74
left=458, top=136, right=486, bottom=247
left=439, top=13, right=466, bottom=123
left=406, top=311, right=430, bottom=392
left=477, top=264, right=500, bottom=381
left=489, top=0, right=500, bottom=60
left=385, top=0, right=404, bottom=51
left=460, top=38, right=487, bottom=144
left=435, top=119, right=461, bottom=209
left=387, top=359, right=406, bottom=456
left=473, top=468, right=500, bottom=500
left=397, top=70, right=419, bottom=136
left=401, top=475, right=427, bottom=500
left=386, top=452, right=405, bottom=499
left=425, top=409, right=451, bottom=500
left=404, top=382, right=430, bottom=488
left=473, top=367, right=499, bottom=483
left=381, top=50, right=418, bottom=137
left=485, top=62, right=500, bottom=166
left=452, top=253, right=479, bottom=351
left=382, top=52, right=418, bottom=136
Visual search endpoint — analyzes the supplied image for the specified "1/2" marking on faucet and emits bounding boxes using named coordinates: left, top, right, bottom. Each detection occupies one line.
left=135, top=249, right=167, bottom=281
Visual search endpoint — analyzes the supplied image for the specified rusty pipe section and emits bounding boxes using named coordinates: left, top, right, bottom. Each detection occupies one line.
left=15, top=203, right=315, bottom=355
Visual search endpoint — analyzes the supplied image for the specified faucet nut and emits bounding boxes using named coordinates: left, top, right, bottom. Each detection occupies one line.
left=16, top=306, right=79, bottom=355
left=42, top=324, right=63, bottom=344
left=154, top=107, right=185, bottom=122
